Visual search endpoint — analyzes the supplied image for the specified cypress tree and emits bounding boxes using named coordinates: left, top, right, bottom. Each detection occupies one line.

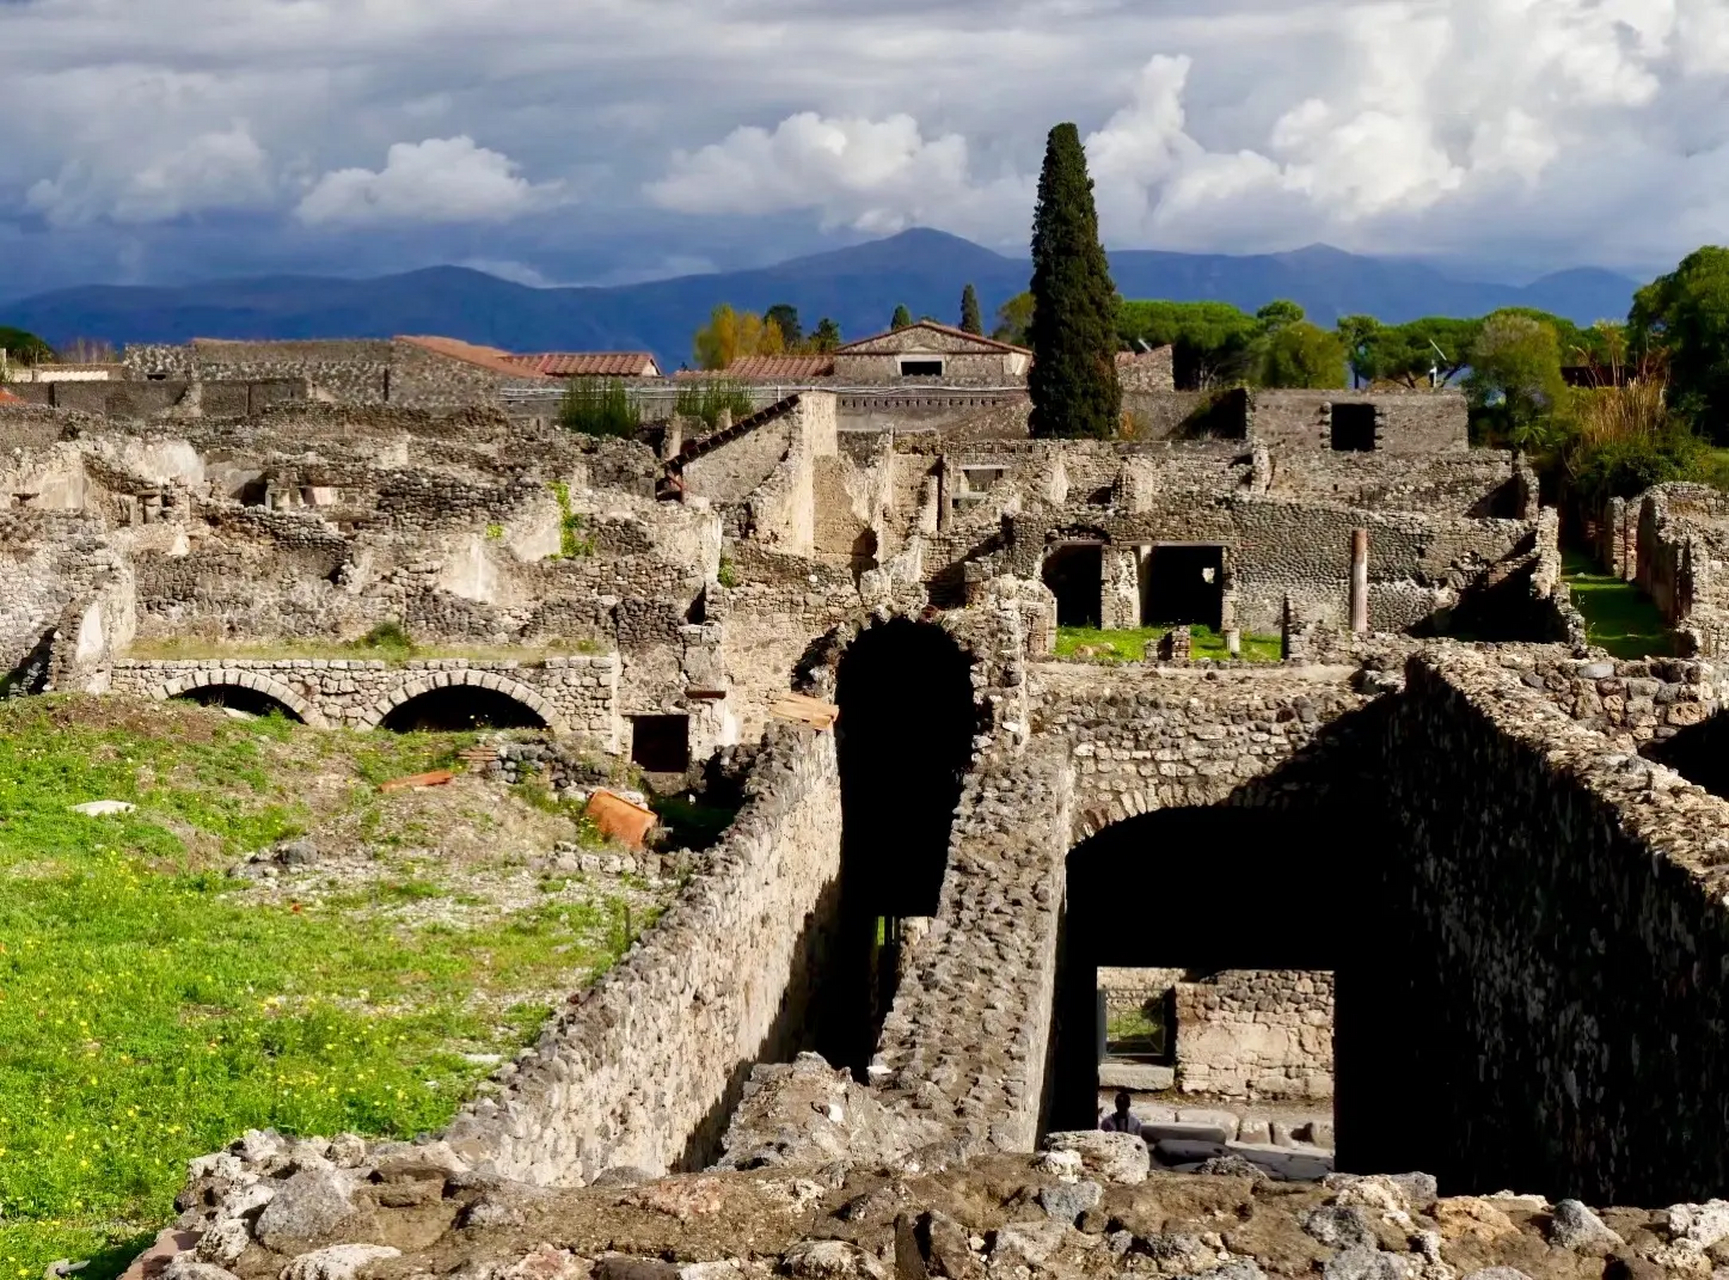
left=891, top=304, right=913, bottom=329
left=960, top=283, right=983, bottom=335
left=1028, top=123, right=1121, bottom=438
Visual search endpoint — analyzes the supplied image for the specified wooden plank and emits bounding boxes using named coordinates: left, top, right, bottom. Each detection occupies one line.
left=769, top=693, right=839, bottom=730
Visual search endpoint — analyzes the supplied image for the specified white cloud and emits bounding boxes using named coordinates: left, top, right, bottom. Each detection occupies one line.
left=294, top=137, right=562, bottom=226
left=645, top=112, right=1032, bottom=237
left=23, top=120, right=275, bottom=227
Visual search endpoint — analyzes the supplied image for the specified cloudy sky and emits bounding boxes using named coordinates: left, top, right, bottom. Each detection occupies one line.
left=3, top=0, right=1727, bottom=298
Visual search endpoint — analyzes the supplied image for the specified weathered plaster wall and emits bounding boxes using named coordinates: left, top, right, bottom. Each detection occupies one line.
left=442, top=719, right=843, bottom=1183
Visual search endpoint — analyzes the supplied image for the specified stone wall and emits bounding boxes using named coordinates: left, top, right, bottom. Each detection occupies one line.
left=1029, top=662, right=1375, bottom=836
left=1369, top=647, right=1729, bottom=1203
left=1249, top=389, right=1469, bottom=454
left=1172, top=969, right=1334, bottom=1101
left=441, top=718, right=843, bottom=1183
left=1635, top=483, right=1729, bottom=655
left=124, top=339, right=392, bottom=403
left=105, top=655, right=623, bottom=742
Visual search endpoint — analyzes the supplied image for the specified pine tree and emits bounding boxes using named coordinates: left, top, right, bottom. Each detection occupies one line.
left=960, top=284, right=983, bottom=335
left=891, top=304, right=913, bottom=330
left=1028, top=123, right=1122, bottom=438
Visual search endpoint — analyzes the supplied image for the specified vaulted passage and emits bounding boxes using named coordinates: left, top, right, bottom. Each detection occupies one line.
left=381, top=686, right=547, bottom=732
left=1047, top=805, right=1354, bottom=1135
left=823, top=618, right=976, bottom=1075
left=174, top=684, right=306, bottom=722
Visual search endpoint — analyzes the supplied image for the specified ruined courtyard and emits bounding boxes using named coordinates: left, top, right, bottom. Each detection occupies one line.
left=6, top=340, right=1729, bottom=1280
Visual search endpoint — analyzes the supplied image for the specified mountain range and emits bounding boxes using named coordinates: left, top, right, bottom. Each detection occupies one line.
left=1, top=229, right=1643, bottom=369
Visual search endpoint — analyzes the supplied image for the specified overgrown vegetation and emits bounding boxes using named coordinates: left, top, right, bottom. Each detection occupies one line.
left=550, top=481, right=594, bottom=557
left=0, top=697, right=660, bottom=1275
left=674, top=378, right=755, bottom=429
left=557, top=378, right=641, bottom=438
left=1562, top=553, right=1673, bottom=659
left=1054, top=625, right=1282, bottom=663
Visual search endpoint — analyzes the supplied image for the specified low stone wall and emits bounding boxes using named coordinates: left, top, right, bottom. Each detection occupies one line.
left=1173, top=969, right=1334, bottom=1101
left=105, top=655, right=622, bottom=744
left=442, top=718, right=843, bottom=1183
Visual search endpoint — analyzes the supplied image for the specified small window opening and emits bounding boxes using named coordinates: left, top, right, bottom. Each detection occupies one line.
left=631, top=714, right=691, bottom=773
left=900, top=359, right=944, bottom=378
left=1331, top=403, right=1378, bottom=451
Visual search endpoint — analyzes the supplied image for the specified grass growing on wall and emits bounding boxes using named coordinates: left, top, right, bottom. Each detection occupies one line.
left=1054, top=625, right=1283, bottom=663
left=0, top=697, right=655, bottom=1278
left=1562, top=552, right=1673, bottom=659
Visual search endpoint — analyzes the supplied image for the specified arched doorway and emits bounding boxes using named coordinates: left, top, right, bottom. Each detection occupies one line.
left=381, top=685, right=548, bottom=732
left=174, top=683, right=307, bottom=722
left=823, top=617, right=977, bottom=1075
left=1048, top=805, right=1354, bottom=1147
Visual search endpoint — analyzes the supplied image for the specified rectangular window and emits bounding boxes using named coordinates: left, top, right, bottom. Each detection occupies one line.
left=1330, top=403, right=1378, bottom=451
left=900, top=359, right=944, bottom=377
left=630, top=714, right=691, bottom=773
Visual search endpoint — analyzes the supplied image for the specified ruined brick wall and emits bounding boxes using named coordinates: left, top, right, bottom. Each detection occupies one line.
left=124, top=340, right=391, bottom=403
left=441, top=719, right=843, bottom=1183
left=1369, top=648, right=1729, bottom=1203
left=1172, top=969, right=1333, bottom=1101
left=1249, top=389, right=1468, bottom=454
left=0, top=509, right=113, bottom=684
left=1266, top=450, right=1528, bottom=517
left=1635, top=483, right=1729, bottom=654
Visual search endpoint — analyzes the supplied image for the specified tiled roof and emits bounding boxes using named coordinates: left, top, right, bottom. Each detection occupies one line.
left=725, top=354, right=836, bottom=380
left=395, top=335, right=551, bottom=379
left=835, top=320, right=1031, bottom=356
left=502, top=352, right=661, bottom=378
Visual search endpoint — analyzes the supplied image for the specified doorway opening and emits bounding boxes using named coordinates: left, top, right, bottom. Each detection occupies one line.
left=1043, top=543, right=1104, bottom=628
left=1143, top=544, right=1225, bottom=629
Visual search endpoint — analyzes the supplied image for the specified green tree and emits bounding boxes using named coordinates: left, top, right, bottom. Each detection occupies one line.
left=1362, top=317, right=1482, bottom=388
left=960, top=284, right=983, bottom=335
left=1255, top=300, right=1305, bottom=332
left=1117, top=299, right=1260, bottom=389
left=0, top=326, right=54, bottom=367
left=809, top=318, right=843, bottom=352
left=891, top=304, right=913, bottom=329
left=1027, top=123, right=1122, bottom=439
left=993, top=292, right=1034, bottom=345
left=1335, top=315, right=1381, bottom=387
left=1631, top=246, right=1729, bottom=441
left=1257, top=321, right=1347, bottom=389
left=1466, top=311, right=1568, bottom=449
left=764, top=304, right=802, bottom=347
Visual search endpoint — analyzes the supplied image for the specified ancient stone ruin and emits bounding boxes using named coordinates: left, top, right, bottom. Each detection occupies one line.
left=5, top=371, right=1729, bottom=1280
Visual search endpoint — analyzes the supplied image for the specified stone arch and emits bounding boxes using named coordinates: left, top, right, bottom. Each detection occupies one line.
left=156, top=670, right=329, bottom=728
left=358, top=669, right=565, bottom=732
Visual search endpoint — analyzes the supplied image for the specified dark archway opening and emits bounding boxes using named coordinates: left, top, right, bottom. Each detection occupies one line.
left=380, top=686, right=546, bottom=732
left=1143, top=545, right=1225, bottom=629
left=823, top=618, right=977, bottom=1076
left=1049, top=806, right=1348, bottom=1135
left=1043, top=543, right=1103, bottom=628
left=174, top=684, right=305, bottom=722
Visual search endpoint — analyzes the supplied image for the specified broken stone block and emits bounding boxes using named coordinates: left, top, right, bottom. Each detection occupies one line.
left=1040, top=1130, right=1149, bottom=1185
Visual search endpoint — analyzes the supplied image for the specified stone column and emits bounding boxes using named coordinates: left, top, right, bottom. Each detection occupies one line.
left=1349, top=529, right=1369, bottom=635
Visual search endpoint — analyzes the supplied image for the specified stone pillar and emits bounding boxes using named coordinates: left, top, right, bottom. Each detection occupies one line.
left=1349, top=529, right=1369, bottom=635
left=1157, top=626, right=1191, bottom=661
left=714, top=408, right=733, bottom=434
left=1225, top=628, right=1241, bottom=658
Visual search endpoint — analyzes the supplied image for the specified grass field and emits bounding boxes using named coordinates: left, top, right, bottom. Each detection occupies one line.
left=1562, top=552, right=1673, bottom=658
left=1054, top=624, right=1283, bottom=664
left=0, top=696, right=661, bottom=1278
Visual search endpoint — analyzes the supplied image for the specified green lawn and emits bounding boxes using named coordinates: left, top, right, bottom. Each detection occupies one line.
left=1054, top=624, right=1283, bottom=663
left=0, top=697, right=655, bottom=1278
left=1562, top=552, right=1673, bottom=658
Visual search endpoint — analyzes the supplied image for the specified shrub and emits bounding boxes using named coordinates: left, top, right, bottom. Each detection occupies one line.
left=675, top=379, right=755, bottom=429
left=357, top=620, right=414, bottom=653
left=559, top=378, right=641, bottom=437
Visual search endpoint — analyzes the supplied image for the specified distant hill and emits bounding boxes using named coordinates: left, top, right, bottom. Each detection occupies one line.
left=1, top=229, right=1641, bottom=370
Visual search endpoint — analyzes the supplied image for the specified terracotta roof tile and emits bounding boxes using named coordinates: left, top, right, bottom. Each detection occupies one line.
left=0, top=388, right=21, bottom=403
left=725, top=354, right=836, bottom=380
left=503, top=352, right=661, bottom=378
left=395, top=335, right=550, bottom=379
